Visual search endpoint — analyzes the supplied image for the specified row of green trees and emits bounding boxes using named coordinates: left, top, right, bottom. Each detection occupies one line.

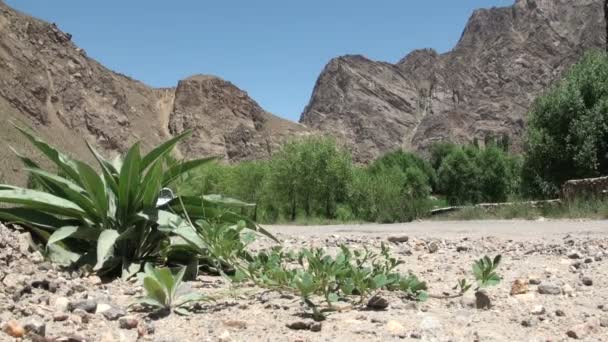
left=174, top=136, right=519, bottom=223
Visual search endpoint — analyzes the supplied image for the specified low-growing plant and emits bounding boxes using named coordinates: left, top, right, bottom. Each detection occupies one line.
left=234, top=244, right=427, bottom=320
left=472, top=255, right=502, bottom=289
left=132, top=263, right=209, bottom=316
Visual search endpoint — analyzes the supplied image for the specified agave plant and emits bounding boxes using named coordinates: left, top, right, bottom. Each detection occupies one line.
left=132, top=263, right=209, bottom=316
left=0, top=125, right=215, bottom=278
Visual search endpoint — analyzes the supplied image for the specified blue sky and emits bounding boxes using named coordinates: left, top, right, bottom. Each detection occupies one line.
left=7, top=0, right=514, bottom=122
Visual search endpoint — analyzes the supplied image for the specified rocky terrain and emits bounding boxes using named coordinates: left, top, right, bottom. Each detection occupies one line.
left=1, top=220, right=608, bottom=341
left=300, top=0, right=605, bottom=160
left=0, top=1, right=307, bottom=185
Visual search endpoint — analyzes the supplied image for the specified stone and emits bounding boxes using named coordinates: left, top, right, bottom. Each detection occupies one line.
left=54, top=297, right=70, bottom=312
left=118, top=316, right=139, bottom=330
left=531, top=305, right=545, bottom=315
left=387, top=236, right=409, bottom=243
left=568, top=250, right=582, bottom=259
left=367, top=294, right=389, bottom=310
left=475, top=291, right=491, bottom=310
left=53, top=312, right=69, bottom=322
left=538, top=284, right=561, bottom=295
left=223, top=320, right=247, bottom=329
left=68, top=299, right=97, bottom=313
left=386, top=320, right=406, bottom=335
left=599, top=317, right=608, bottom=328
left=2, top=320, right=25, bottom=338
left=562, top=284, right=575, bottom=296
left=428, top=242, right=439, bottom=253
left=521, top=319, right=535, bottom=328
left=456, top=246, right=469, bottom=252
left=510, top=279, right=529, bottom=295
left=566, top=320, right=600, bottom=339
left=99, top=306, right=126, bottom=321
left=286, top=321, right=312, bottom=330
left=23, top=318, right=45, bottom=336
left=556, top=309, right=566, bottom=317
left=310, top=322, right=322, bottom=332
left=582, top=276, right=593, bottom=286
left=528, top=276, right=542, bottom=285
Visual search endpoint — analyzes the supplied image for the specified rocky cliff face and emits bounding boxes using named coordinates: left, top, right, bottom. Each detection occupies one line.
left=0, top=1, right=306, bottom=185
left=300, top=0, right=605, bottom=161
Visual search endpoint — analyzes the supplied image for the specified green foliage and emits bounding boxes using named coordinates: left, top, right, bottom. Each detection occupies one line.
left=133, top=263, right=209, bottom=315
left=0, top=125, right=215, bottom=277
left=370, top=150, right=436, bottom=190
left=237, top=244, right=427, bottom=320
left=523, top=50, right=608, bottom=197
left=472, top=255, right=502, bottom=289
left=268, top=136, right=352, bottom=219
left=437, top=147, right=481, bottom=205
left=437, top=145, right=520, bottom=205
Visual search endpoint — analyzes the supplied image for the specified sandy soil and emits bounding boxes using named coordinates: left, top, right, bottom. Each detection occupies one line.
left=1, top=220, right=607, bottom=342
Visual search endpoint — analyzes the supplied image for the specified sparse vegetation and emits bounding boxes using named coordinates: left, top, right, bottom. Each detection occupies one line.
left=133, top=263, right=209, bottom=316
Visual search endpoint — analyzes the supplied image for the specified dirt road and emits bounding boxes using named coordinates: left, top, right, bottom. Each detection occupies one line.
left=268, top=219, right=608, bottom=241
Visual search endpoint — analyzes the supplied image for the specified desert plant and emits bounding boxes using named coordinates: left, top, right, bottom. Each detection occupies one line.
left=472, top=255, right=502, bottom=289
left=0, top=125, right=218, bottom=277
left=132, top=263, right=209, bottom=315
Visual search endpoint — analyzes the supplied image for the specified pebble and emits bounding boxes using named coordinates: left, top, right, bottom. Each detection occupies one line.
left=428, top=242, right=439, bottom=253
left=386, top=320, right=406, bottom=335
left=475, top=290, right=491, bottom=310
left=367, top=294, right=389, bottom=310
left=24, top=318, right=45, bottom=336
left=456, top=246, right=469, bottom=252
left=118, top=316, right=139, bottom=330
left=286, top=321, right=312, bottom=330
left=510, top=279, right=528, bottom=295
left=223, top=320, right=247, bottom=329
left=310, top=322, right=322, bottom=332
left=531, top=305, right=545, bottom=315
left=568, top=250, right=582, bottom=259
left=2, top=320, right=25, bottom=338
left=521, top=319, right=535, bottom=327
left=582, top=276, right=593, bottom=286
left=387, top=236, right=409, bottom=243
left=556, top=309, right=566, bottom=317
left=53, top=312, right=69, bottom=322
left=68, top=299, right=97, bottom=313
left=100, top=306, right=126, bottom=321
left=54, top=297, right=70, bottom=312
left=538, top=284, right=561, bottom=295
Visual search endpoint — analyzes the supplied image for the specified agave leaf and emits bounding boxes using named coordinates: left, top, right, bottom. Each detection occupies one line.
left=0, top=208, right=78, bottom=230
left=86, top=141, right=119, bottom=195
left=172, top=226, right=207, bottom=253
left=172, top=267, right=187, bottom=298
left=152, top=268, right=176, bottom=303
left=117, top=143, right=141, bottom=221
left=47, top=226, right=78, bottom=245
left=0, top=189, right=86, bottom=218
left=47, top=243, right=81, bottom=266
left=202, top=194, right=256, bottom=208
left=12, top=124, right=82, bottom=185
left=120, top=262, right=141, bottom=280
left=143, top=276, right=168, bottom=307
left=141, top=160, right=163, bottom=208
left=141, top=130, right=192, bottom=171
left=75, top=161, right=109, bottom=218
left=24, top=168, right=100, bottom=222
left=162, top=157, right=215, bottom=187
left=173, top=306, right=190, bottom=316
left=94, top=229, right=120, bottom=270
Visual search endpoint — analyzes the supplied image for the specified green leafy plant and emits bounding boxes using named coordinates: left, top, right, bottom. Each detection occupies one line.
left=235, top=244, right=427, bottom=320
left=0, top=125, right=216, bottom=277
left=133, top=263, right=209, bottom=315
left=472, top=255, right=502, bottom=289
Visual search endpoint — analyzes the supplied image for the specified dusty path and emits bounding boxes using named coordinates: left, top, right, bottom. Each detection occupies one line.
left=268, top=219, right=608, bottom=241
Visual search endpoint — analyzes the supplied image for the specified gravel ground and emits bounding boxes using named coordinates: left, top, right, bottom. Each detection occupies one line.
left=1, top=219, right=607, bottom=342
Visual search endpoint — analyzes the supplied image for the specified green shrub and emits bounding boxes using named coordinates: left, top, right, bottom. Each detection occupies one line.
left=370, top=149, right=436, bottom=190
left=437, top=148, right=481, bottom=205
left=523, top=50, right=608, bottom=197
left=0, top=126, right=214, bottom=277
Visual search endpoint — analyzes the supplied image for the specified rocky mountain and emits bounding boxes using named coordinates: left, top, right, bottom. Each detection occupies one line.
left=0, top=1, right=306, bottom=185
left=300, top=0, right=605, bottom=161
